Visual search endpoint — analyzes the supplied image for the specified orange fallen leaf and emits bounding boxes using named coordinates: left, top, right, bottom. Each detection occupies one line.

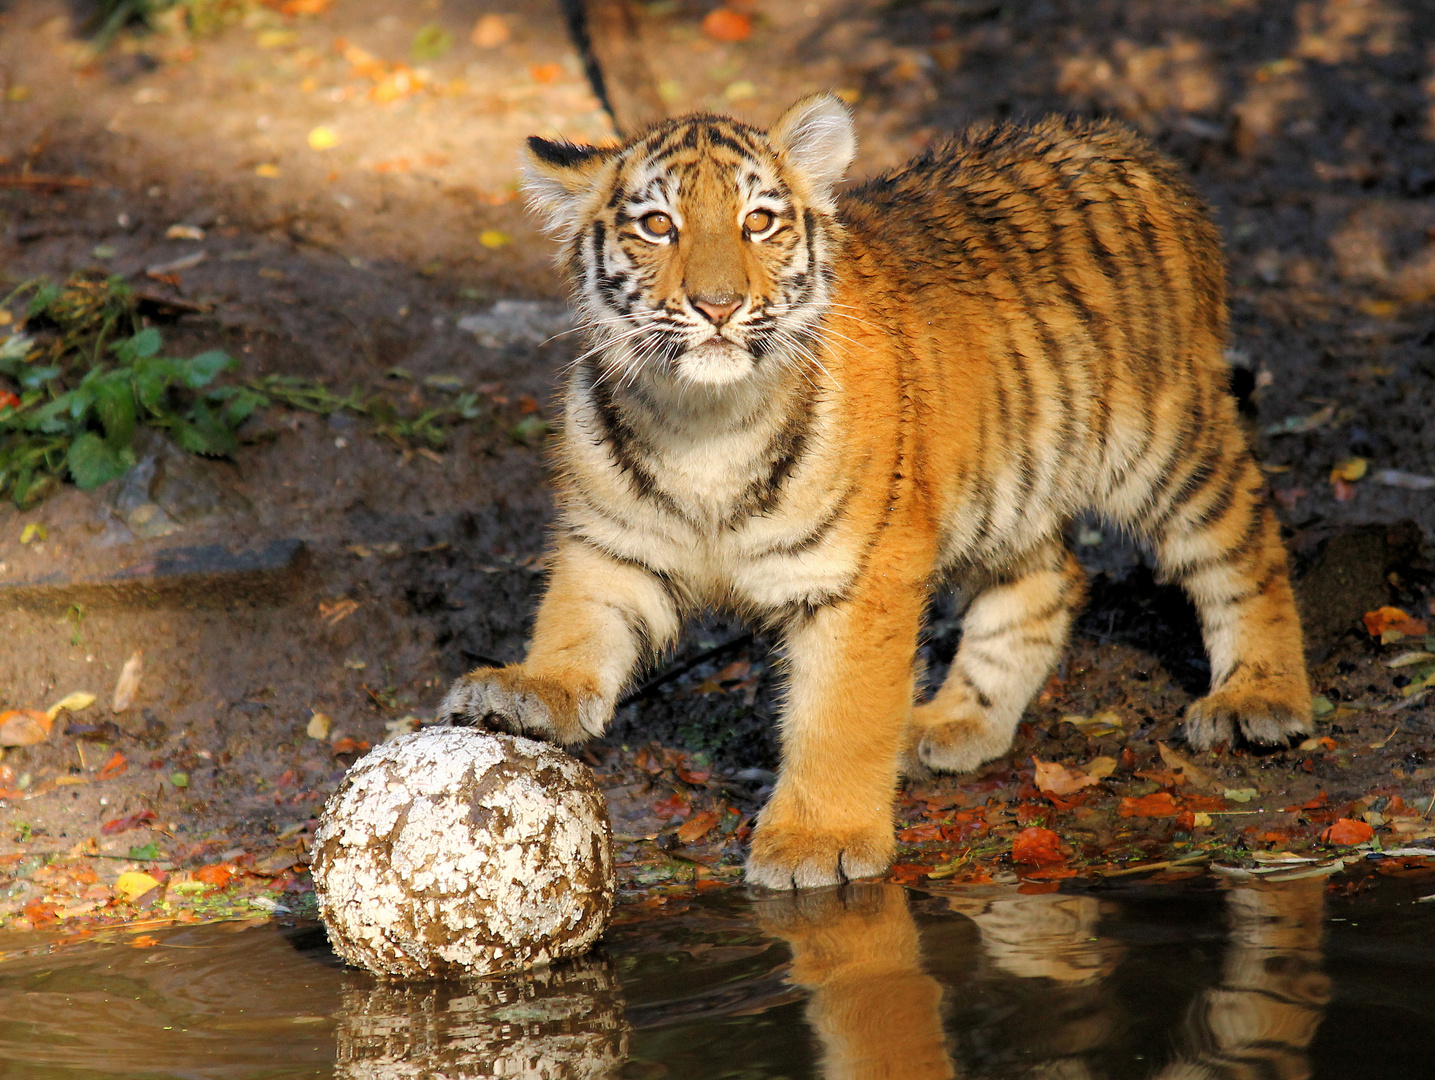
left=0, top=709, right=52, bottom=747
left=677, top=810, right=720, bottom=844
left=100, top=809, right=155, bottom=835
left=129, top=934, right=161, bottom=948
left=1033, top=757, right=1100, bottom=796
left=192, top=864, right=234, bottom=888
left=1363, top=606, right=1428, bottom=638
left=898, top=822, right=946, bottom=843
left=22, top=900, right=58, bottom=927
left=1284, top=791, right=1328, bottom=812
left=1181, top=793, right=1229, bottom=812
left=1320, top=818, right=1375, bottom=845
left=702, top=7, right=752, bottom=42
left=1119, top=792, right=1183, bottom=817
left=1012, top=826, right=1066, bottom=866
left=96, top=750, right=127, bottom=781
left=652, top=792, right=691, bottom=820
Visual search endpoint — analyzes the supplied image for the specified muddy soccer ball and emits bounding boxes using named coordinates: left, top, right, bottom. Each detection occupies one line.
left=312, top=726, right=614, bottom=979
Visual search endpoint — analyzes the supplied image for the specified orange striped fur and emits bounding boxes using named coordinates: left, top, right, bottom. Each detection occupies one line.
left=441, top=95, right=1311, bottom=889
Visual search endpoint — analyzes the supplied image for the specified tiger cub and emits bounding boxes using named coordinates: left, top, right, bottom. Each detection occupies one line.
left=441, top=94, right=1311, bottom=889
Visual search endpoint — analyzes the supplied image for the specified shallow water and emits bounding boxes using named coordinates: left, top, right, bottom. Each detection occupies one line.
left=1, top=875, right=1432, bottom=1079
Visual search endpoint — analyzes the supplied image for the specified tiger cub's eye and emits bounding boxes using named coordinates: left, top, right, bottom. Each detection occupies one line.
left=640, top=211, right=674, bottom=238
left=744, top=209, right=775, bottom=235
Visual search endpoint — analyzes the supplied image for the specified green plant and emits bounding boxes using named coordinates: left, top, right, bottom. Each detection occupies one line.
left=0, top=273, right=506, bottom=508
left=0, top=276, right=252, bottom=507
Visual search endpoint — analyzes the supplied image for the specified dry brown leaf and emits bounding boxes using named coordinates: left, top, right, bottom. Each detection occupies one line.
left=1157, top=741, right=1213, bottom=787
left=1033, top=757, right=1101, bottom=796
left=1085, top=755, right=1119, bottom=779
left=111, top=651, right=144, bottom=712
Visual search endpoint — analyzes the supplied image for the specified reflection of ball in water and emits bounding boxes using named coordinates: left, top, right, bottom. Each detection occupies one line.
left=334, top=955, right=629, bottom=1080
left=313, top=727, right=614, bottom=979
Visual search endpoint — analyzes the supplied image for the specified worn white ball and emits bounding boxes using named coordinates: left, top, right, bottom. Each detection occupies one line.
left=312, top=726, right=614, bottom=979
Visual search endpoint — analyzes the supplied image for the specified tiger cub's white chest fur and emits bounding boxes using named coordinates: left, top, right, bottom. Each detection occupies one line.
left=562, top=379, right=859, bottom=613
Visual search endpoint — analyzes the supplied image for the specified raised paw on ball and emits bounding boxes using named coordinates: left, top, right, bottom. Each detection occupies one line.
left=439, top=665, right=609, bottom=746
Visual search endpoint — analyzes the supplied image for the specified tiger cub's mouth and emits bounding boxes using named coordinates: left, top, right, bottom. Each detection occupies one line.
left=671, top=334, right=757, bottom=387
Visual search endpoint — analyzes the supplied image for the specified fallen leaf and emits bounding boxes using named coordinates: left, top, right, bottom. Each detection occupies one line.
left=1263, top=403, right=1336, bottom=436
left=111, top=651, right=144, bottom=712
left=192, top=863, right=234, bottom=888
left=702, top=7, right=752, bottom=42
left=1157, top=741, right=1213, bottom=787
left=330, top=737, right=369, bottom=756
left=0, top=709, right=52, bottom=747
left=1033, top=757, right=1100, bottom=796
left=411, top=23, right=453, bottom=62
left=170, top=771, right=189, bottom=788
left=255, top=163, right=281, bottom=178
left=306, top=711, right=333, bottom=740
left=1223, top=787, right=1259, bottom=803
left=677, top=810, right=720, bottom=844
left=1363, top=606, right=1428, bottom=639
left=115, top=871, right=161, bottom=902
left=22, top=900, right=58, bottom=927
left=164, top=223, right=205, bottom=241
left=1060, top=710, right=1124, bottom=737
left=1120, top=792, right=1183, bottom=817
left=652, top=792, right=691, bottom=820
left=96, top=750, right=127, bottom=781
left=1330, top=456, right=1368, bottom=483
left=1321, top=818, right=1375, bottom=845
left=479, top=229, right=511, bottom=249
left=47, top=691, right=96, bottom=721
left=1181, top=793, right=1229, bottom=812
left=20, top=522, right=46, bottom=544
left=898, top=822, right=946, bottom=842
left=1085, top=755, right=1119, bottom=779
left=101, top=809, right=156, bottom=835
left=307, top=125, right=339, bottom=151
left=471, top=13, right=509, bottom=47
left=319, top=598, right=360, bottom=625
left=129, top=934, right=161, bottom=948
left=1012, top=826, right=1067, bottom=866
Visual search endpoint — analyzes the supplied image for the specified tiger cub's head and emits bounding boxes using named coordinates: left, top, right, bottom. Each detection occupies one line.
left=523, top=94, right=855, bottom=389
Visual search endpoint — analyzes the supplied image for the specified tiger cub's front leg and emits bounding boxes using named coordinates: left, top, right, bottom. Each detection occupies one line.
left=746, top=580, right=925, bottom=890
left=440, top=539, right=679, bottom=744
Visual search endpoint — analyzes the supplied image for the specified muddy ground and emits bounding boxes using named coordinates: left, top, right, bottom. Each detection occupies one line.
left=1, top=0, right=1434, bottom=933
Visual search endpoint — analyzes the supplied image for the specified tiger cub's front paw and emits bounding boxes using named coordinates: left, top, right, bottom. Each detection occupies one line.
left=1184, top=683, right=1311, bottom=750
left=438, top=665, right=608, bottom=746
left=744, top=820, right=894, bottom=891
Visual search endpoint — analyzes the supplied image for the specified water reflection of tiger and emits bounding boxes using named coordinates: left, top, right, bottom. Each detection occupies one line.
left=758, top=880, right=1328, bottom=1080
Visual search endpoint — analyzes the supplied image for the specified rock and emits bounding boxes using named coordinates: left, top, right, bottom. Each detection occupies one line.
left=456, top=300, right=574, bottom=348
left=312, top=727, right=614, bottom=979
left=334, top=955, right=629, bottom=1079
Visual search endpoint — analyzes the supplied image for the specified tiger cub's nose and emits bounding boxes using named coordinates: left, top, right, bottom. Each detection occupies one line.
left=692, top=297, right=742, bottom=325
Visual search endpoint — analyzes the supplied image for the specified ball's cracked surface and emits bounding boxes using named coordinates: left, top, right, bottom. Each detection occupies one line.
left=312, top=727, right=614, bottom=979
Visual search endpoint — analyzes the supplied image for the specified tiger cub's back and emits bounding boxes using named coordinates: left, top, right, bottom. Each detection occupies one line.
left=833, top=117, right=1239, bottom=555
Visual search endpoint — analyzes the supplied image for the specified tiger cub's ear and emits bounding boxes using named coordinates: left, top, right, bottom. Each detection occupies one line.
left=769, top=93, right=856, bottom=205
left=522, top=137, right=615, bottom=238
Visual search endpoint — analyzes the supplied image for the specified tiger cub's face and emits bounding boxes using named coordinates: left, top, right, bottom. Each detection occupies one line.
left=523, top=95, right=856, bottom=389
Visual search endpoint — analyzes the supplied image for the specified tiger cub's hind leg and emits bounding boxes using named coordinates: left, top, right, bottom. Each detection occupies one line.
left=909, top=542, right=1087, bottom=775
left=1149, top=450, right=1312, bottom=749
